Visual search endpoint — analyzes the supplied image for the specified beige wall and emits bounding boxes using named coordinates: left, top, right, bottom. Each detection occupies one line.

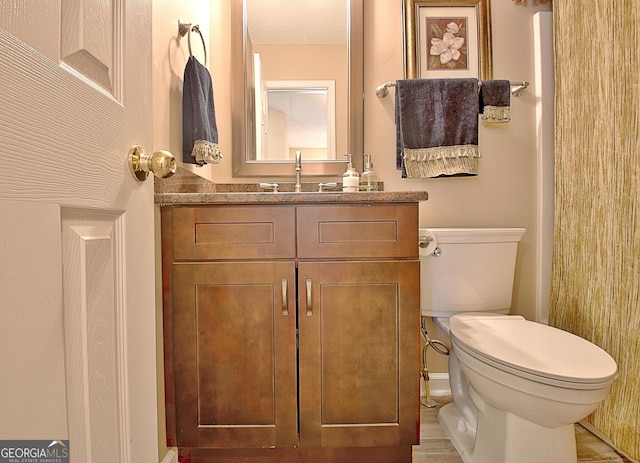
left=207, top=0, right=551, bottom=316
left=156, top=0, right=553, bottom=393
left=152, top=1, right=210, bottom=459
left=363, top=0, right=552, bottom=370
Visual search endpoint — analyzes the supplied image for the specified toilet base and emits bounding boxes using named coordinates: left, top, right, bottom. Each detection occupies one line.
left=438, top=401, right=577, bottom=463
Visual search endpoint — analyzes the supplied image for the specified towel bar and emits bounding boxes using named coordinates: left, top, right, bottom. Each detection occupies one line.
left=375, top=80, right=529, bottom=98
left=178, top=19, right=207, bottom=66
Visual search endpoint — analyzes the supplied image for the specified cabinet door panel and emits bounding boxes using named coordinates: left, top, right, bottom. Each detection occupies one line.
left=298, top=261, right=420, bottom=448
left=171, top=262, right=297, bottom=449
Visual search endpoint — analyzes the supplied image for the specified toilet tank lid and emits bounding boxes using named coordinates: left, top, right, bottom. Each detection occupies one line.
left=419, top=227, right=525, bottom=243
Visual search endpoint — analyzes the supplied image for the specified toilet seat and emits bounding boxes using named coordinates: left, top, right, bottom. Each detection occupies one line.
left=449, top=313, right=618, bottom=389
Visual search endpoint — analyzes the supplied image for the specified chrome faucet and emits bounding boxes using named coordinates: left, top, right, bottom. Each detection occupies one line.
left=294, top=150, right=302, bottom=192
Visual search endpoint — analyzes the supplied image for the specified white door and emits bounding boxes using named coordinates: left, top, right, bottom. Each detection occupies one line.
left=0, top=1, right=159, bottom=462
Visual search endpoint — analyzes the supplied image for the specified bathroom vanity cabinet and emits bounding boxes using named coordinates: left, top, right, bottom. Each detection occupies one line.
left=161, top=201, right=421, bottom=463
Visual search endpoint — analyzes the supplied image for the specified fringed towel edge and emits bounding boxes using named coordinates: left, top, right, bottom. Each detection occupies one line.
left=481, top=105, right=511, bottom=123
left=404, top=145, right=480, bottom=178
left=192, top=139, right=223, bottom=165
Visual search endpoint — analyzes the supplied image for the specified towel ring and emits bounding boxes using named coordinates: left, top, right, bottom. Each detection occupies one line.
left=178, top=19, right=207, bottom=67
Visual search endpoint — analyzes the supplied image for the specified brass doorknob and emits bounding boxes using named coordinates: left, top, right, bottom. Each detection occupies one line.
left=128, top=145, right=177, bottom=181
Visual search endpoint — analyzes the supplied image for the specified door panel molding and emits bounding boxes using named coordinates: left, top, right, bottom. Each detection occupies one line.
left=60, top=0, right=123, bottom=98
left=61, top=208, right=129, bottom=463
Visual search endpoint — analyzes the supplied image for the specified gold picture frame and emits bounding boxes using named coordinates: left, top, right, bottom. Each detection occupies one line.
left=403, top=0, right=493, bottom=80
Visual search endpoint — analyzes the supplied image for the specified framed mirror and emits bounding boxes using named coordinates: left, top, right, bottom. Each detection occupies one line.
left=231, top=0, right=363, bottom=177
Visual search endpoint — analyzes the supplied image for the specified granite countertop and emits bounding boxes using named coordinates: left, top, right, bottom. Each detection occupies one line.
left=154, top=168, right=428, bottom=205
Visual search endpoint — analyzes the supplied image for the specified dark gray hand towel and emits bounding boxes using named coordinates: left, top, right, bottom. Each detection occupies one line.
left=395, top=91, right=407, bottom=176
left=395, top=78, right=480, bottom=178
left=480, top=80, right=511, bottom=122
left=182, top=56, right=222, bottom=165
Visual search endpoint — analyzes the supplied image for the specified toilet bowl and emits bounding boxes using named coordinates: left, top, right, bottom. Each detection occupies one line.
left=419, top=228, right=618, bottom=463
left=442, top=313, right=617, bottom=463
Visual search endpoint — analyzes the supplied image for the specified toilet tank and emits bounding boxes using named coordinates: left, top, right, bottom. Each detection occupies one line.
left=419, top=228, right=526, bottom=317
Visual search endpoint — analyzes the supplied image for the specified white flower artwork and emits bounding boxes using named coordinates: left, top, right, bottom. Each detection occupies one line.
left=426, top=17, right=469, bottom=71
left=430, top=22, right=465, bottom=64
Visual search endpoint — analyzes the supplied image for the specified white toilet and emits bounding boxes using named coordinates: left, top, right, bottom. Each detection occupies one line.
left=419, top=227, right=617, bottom=463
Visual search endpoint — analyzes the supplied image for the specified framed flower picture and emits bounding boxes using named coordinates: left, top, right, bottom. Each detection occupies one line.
left=403, top=0, right=493, bottom=80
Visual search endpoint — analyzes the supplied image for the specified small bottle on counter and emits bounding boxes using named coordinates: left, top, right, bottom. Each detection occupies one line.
left=342, top=154, right=360, bottom=192
left=360, top=153, right=378, bottom=191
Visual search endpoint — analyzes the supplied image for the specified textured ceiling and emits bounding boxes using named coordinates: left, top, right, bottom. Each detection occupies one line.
left=246, top=0, right=347, bottom=45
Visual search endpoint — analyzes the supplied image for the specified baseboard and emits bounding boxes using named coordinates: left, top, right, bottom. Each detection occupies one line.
left=160, top=448, right=178, bottom=463
left=420, top=373, right=450, bottom=397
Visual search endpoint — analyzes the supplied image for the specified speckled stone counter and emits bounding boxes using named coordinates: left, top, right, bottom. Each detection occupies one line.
left=155, top=168, right=428, bottom=204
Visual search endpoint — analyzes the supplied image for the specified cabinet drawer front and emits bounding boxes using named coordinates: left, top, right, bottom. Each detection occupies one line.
left=172, top=205, right=296, bottom=260
left=297, top=204, right=418, bottom=259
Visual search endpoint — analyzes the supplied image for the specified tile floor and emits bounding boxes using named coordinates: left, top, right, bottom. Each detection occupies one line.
left=413, top=397, right=636, bottom=463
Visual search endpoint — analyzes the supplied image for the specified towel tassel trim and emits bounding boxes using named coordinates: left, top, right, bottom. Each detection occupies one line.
left=403, top=145, right=480, bottom=178
left=193, top=139, right=223, bottom=165
left=481, top=105, right=511, bottom=123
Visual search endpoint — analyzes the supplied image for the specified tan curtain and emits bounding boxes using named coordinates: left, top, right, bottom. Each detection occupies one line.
left=551, top=1, right=640, bottom=459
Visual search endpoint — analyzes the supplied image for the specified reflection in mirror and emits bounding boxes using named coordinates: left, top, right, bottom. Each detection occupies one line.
left=231, top=0, right=363, bottom=177
left=255, top=80, right=336, bottom=161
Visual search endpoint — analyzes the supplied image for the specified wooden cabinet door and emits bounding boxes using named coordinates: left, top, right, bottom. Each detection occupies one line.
left=297, top=261, right=421, bottom=448
left=169, top=261, right=298, bottom=449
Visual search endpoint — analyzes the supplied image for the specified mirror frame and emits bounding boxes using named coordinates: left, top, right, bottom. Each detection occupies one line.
left=231, top=0, right=364, bottom=177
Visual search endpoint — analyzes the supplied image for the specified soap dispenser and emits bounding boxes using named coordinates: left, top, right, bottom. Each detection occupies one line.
left=360, top=153, right=378, bottom=191
left=342, top=154, right=359, bottom=192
